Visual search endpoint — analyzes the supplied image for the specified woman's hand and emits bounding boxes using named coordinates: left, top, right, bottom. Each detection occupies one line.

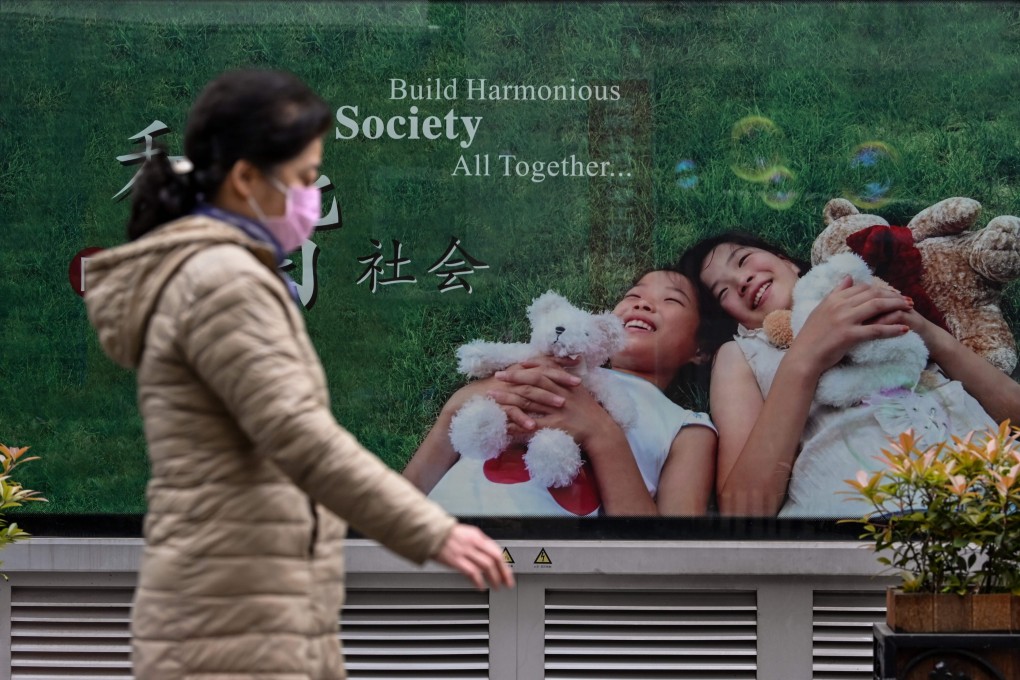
left=433, top=523, right=515, bottom=590
left=788, top=277, right=913, bottom=376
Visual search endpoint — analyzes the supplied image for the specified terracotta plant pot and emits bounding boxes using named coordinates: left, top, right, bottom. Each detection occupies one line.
left=886, top=588, right=1020, bottom=633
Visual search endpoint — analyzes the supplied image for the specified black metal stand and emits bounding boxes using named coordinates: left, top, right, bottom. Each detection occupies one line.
left=873, top=622, right=1020, bottom=680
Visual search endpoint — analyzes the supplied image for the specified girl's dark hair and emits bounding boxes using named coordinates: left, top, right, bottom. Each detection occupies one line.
left=677, top=231, right=811, bottom=358
left=127, top=69, right=331, bottom=240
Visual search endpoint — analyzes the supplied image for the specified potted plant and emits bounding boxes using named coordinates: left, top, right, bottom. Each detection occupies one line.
left=845, top=423, right=1020, bottom=678
left=0, top=444, right=46, bottom=577
left=845, top=422, right=1020, bottom=632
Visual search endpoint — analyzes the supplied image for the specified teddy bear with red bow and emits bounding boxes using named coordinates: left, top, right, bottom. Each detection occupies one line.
left=810, top=197, right=1020, bottom=374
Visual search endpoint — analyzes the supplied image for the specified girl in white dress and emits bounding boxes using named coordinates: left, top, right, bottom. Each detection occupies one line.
left=404, top=269, right=718, bottom=517
left=679, top=232, right=1020, bottom=517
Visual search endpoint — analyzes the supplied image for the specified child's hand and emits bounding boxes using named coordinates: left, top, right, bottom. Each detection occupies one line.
left=863, top=284, right=944, bottom=343
left=530, top=385, right=622, bottom=451
left=488, top=368, right=618, bottom=449
left=790, top=277, right=913, bottom=374
left=441, top=376, right=511, bottom=415
left=486, top=364, right=582, bottom=433
left=520, top=354, right=582, bottom=370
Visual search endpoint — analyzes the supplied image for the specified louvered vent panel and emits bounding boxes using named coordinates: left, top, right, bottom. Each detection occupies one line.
left=545, top=590, right=757, bottom=679
left=11, top=585, right=134, bottom=680
left=341, top=588, right=489, bottom=680
left=10, top=586, right=488, bottom=680
left=812, top=590, right=886, bottom=680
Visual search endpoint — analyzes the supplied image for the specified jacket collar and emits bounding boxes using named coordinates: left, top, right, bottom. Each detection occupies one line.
left=191, top=204, right=302, bottom=304
left=192, top=203, right=285, bottom=265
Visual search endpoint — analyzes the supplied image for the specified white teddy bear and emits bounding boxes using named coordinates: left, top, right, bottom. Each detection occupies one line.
left=790, top=253, right=929, bottom=408
left=450, top=291, right=636, bottom=488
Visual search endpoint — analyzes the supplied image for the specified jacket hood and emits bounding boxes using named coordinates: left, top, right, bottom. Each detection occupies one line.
left=84, top=216, right=277, bottom=369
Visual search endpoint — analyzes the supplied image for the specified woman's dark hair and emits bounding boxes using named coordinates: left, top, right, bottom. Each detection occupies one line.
left=127, top=69, right=332, bottom=240
left=677, top=231, right=812, bottom=358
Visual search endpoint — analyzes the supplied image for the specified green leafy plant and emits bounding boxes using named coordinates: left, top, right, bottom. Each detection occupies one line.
left=845, top=422, right=1020, bottom=595
left=0, top=444, right=47, bottom=576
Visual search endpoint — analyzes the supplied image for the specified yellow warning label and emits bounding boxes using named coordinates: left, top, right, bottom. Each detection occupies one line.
left=502, top=548, right=515, bottom=565
left=534, top=548, right=552, bottom=565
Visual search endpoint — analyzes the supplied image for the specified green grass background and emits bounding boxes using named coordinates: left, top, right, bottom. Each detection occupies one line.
left=1, top=1, right=1018, bottom=513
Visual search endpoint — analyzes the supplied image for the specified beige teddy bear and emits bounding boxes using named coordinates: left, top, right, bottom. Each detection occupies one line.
left=811, top=197, right=1020, bottom=373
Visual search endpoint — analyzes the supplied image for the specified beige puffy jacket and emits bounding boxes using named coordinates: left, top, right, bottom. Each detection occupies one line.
left=85, top=215, right=457, bottom=680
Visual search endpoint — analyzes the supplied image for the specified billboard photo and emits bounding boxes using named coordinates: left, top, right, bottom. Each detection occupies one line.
left=2, top=1, right=1019, bottom=534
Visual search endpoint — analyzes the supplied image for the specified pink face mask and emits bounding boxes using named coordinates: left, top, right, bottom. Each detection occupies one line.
left=248, top=176, right=321, bottom=253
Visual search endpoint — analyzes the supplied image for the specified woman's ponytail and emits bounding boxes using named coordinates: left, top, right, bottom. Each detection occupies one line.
left=125, top=145, right=198, bottom=241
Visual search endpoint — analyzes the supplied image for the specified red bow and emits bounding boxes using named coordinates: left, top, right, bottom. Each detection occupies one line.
left=845, top=225, right=949, bottom=332
left=483, top=443, right=602, bottom=516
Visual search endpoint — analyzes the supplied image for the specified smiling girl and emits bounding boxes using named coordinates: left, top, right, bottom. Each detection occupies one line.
left=680, top=232, right=1020, bottom=517
left=403, top=269, right=718, bottom=517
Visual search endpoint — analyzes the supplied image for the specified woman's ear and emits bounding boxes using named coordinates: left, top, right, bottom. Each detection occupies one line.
left=223, top=159, right=259, bottom=200
left=691, top=348, right=710, bottom=366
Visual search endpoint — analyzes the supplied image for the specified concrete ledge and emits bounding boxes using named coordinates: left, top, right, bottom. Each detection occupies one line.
left=2, top=537, right=888, bottom=577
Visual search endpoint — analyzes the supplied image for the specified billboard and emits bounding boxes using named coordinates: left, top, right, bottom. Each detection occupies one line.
left=2, top=1, right=1019, bottom=534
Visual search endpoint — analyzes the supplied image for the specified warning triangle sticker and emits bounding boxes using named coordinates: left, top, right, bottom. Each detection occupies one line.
left=534, top=548, right=552, bottom=565
left=502, top=548, right=515, bottom=564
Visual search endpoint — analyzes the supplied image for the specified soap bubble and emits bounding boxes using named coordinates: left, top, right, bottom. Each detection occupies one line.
left=674, top=159, right=699, bottom=189
left=760, top=166, right=799, bottom=210
left=843, top=141, right=899, bottom=210
left=729, top=116, right=784, bottom=182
